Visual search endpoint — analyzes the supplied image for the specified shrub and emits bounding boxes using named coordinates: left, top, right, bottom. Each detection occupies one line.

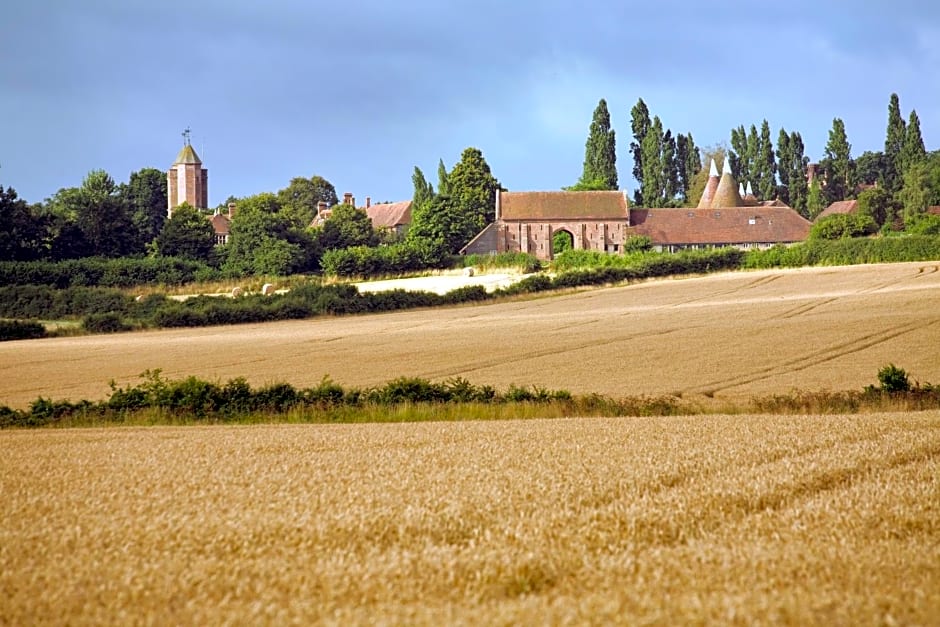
left=877, top=364, right=911, bottom=393
left=0, top=320, right=47, bottom=341
left=83, top=312, right=130, bottom=334
left=809, top=214, right=878, bottom=240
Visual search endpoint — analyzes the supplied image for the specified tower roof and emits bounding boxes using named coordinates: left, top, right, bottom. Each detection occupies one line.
left=174, top=144, right=202, bottom=165
left=697, top=158, right=721, bottom=208
left=711, top=158, right=742, bottom=208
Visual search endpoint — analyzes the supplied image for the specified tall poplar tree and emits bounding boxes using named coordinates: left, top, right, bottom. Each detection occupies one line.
left=901, top=109, right=927, bottom=173
left=746, top=124, right=759, bottom=191
left=787, top=131, right=809, bottom=217
left=412, top=166, right=433, bottom=208
left=824, top=118, right=854, bottom=203
left=676, top=133, right=701, bottom=202
left=640, top=116, right=664, bottom=207
left=630, top=98, right=651, bottom=204
left=662, top=130, right=679, bottom=204
left=776, top=128, right=792, bottom=203
left=756, top=120, right=777, bottom=200
left=884, top=93, right=906, bottom=194
left=729, top=125, right=748, bottom=185
left=437, top=159, right=450, bottom=196
left=579, top=98, right=618, bottom=189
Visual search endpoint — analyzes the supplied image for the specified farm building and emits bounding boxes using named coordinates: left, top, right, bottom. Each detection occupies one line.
left=310, top=193, right=412, bottom=237
left=462, top=158, right=811, bottom=259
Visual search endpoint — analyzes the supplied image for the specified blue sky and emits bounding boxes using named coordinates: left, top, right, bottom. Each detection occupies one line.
left=2, top=0, right=938, bottom=206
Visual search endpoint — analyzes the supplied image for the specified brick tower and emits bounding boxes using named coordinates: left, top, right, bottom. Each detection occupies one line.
left=167, top=129, right=208, bottom=217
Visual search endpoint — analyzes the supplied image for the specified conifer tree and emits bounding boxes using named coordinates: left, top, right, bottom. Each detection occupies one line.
left=756, top=120, right=777, bottom=200
left=630, top=98, right=651, bottom=204
left=579, top=99, right=618, bottom=189
left=901, top=109, right=927, bottom=174
left=640, top=116, right=664, bottom=207
left=662, top=130, right=679, bottom=204
left=776, top=128, right=792, bottom=202
left=824, top=118, right=855, bottom=203
left=412, top=167, right=433, bottom=208
left=787, top=132, right=809, bottom=217
left=437, top=159, right=450, bottom=196
left=676, top=133, right=701, bottom=202
left=729, top=125, right=748, bottom=185
left=746, top=124, right=759, bottom=191
left=884, top=93, right=906, bottom=194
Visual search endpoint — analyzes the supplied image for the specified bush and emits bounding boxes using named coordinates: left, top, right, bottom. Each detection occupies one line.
left=0, top=257, right=219, bottom=288
left=82, top=312, right=130, bottom=334
left=0, top=320, right=47, bottom=341
left=877, top=364, right=911, bottom=393
left=809, top=214, right=878, bottom=240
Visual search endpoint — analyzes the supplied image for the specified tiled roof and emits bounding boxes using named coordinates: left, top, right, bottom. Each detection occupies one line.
left=210, top=213, right=230, bottom=235
left=711, top=172, right=743, bottom=208
left=816, top=200, right=858, bottom=220
left=499, top=190, right=629, bottom=221
left=174, top=144, right=202, bottom=165
left=631, top=206, right=810, bottom=245
left=698, top=174, right=719, bottom=208
left=365, top=201, right=412, bottom=228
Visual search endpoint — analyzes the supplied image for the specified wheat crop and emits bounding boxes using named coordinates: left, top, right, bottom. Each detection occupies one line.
left=1, top=412, right=938, bottom=625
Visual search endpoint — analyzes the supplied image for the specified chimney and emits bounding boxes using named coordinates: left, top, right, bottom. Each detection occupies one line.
left=227, top=202, right=236, bottom=219
left=366, top=196, right=371, bottom=209
left=317, top=201, right=328, bottom=215
left=343, top=192, right=354, bottom=206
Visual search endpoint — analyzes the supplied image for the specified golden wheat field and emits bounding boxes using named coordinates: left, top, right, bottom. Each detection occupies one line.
left=2, top=261, right=940, bottom=409
left=1, top=414, right=938, bottom=625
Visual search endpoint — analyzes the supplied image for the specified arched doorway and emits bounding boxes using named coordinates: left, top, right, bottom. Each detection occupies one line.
left=551, top=229, right=574, bottom=258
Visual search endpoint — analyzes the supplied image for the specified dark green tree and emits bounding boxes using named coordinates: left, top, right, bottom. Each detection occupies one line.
left=630, top=98, right=651, bottom=204
left=676, top=133, right=701, bottom=202
left=855, top=187, right=894, bottom=229
left=155, top=202, right=215, bottom=260
left=223, top=193, right=317, bottom=275
left=0, top=185, right=44, bottom=260
left=786, top=132, right=809, bottom=217
left=277, top=175, right=338, bottom=228
left=121, top=167, right=168, bottom=250
left=898, top=153, right=940, bottom=222
left=412, top=167, right=433, bottom=207
left=437, top=159, right=450, bottom=196
left=884, top=93, right=906, bottom=194
left=579, top=98, right=618, bottom=190
left=807, top=176, right=826, bottom=220
left=661, top=129, right=679, bottom=204
left=823, top=118, right=855, bottom=203
left=746, top=124, right=759, bottom=192
left=901, top=109, right=927, bottom=174
left=640, top=116, right=664, bottom=207
left=776, top=129, right=792, bottom=203
left=756, top=120, right=776, bottom=200
left=319, top=204, right=378, bottom=250
left=407, top=194, right=473, bottom=254
left=447, top=147, right=500, bottom=233
left=74, top=169, right=134, bottom=257
left=855, top=151, right=887, bottom=186
left=729, top=125, right=748, bottom=185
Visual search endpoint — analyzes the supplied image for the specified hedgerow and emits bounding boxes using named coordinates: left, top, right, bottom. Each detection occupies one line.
left=0, top=257, right=220, bottom=288
left=0, top=320, right=47, bottom=341
left=743, top=235, right=940, bottom=268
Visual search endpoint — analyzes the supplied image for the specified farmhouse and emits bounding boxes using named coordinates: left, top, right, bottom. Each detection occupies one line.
left=310, top=193, right=412, bottom=237
left=463, top=158, right=811, bottom=259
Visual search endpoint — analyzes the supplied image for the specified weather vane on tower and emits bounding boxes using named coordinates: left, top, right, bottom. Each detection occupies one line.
left=182, top=127, right=191, bottom=146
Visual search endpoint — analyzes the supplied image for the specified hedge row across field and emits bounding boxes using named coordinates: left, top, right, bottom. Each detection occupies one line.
left=0, top=256, right=221, bottom=288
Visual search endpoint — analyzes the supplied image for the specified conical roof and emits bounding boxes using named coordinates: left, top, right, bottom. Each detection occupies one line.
left=710, top=157, right=742, bottom=208
left=174, top=144, right=202, bottom=165
left=697, top=158, right=720, bottom=208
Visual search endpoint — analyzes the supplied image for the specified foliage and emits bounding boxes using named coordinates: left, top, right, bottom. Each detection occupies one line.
left=0, top=319, right=47, bottom=341
left=319, top=204, right=378, bottom=250
left=809, top=213, right=878, bottom=240
left=578, top=98, right=617, bottom=190
left=156, top=203, right=216, bottom=261
left=0, top=256, right=218, bottom=288
left=563, top=178, right=610, bottom=192
left=807, top=177, right=826, bottom=220
left=629, top=98, right=651, bottom=205
left=876, top=364, right=911, bottom=393
left=460, top=252, right=540, bottom=273
left=675, top=133, right=701, bottom=203
left=0, top=285, right=133, bottom=319
left=884, top=93, right=906, bottom=194
left=407, top=194, right=477, bottom=255
left=277, top=175, right=337, bottom=228
left=83, top=312, right=131, bottom=334
left=901, top=109, right=927, bottom=174
left=755, top=120, right=777, bottom=200
left=320, top=240, right=450, bottom=277
left=412, top=167, right=433, bottom=208
left=121, top=167, right=168, bottom=249
left=0, top=186, right=44, bottom=261
left=223, top=194, right=318, bottom=276
left=897, top=153, right=940, bottom=222
left=855, top=187, right=894, bottom=228
left=904, top=213, right=940, bottom=235
left=743, top=235, right=940, bottom=268
left=823, top=118, right=855, bottom=203
left=552, top=230, right=573, bottom=255
left=640, top=116, right=665, bottom=207
left=447, top=147, right=500, bottom=235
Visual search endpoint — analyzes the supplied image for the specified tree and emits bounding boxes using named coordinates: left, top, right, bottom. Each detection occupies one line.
left=437, top=159, right=450, bottom=196
left=898, top=153, right=940, bottom=223
left=661, top=130, right=679, bottom=204
left=277, top=175, right=337, bottom=228
left=807, top=176, right=826, bottom=220
left=630, top=98, right=651, bottom=204
left=755, top=120, right=776, bottom=200
left=319, top=204, right=378, bottom=250
left=823, top=118, right=854, bottom=203
left=412, top=167, right=433, bottom=208
left=155, top=202, right=215, bottom=261
left=407, top=194, right=473, bottom=254
left=809, top=213, right=877, bottom=240
left=121, top=167, right=168, bottom=251
left=640, top=116, right=664, bottom=207
left=786, top=132, right=809, bottom=217
left=776, top=129, right=792, bottom=203
left=223, top=193, right=318, bottom=275
left=74, top=169, right=134, bottom=257
left=901, top=109, right=927, bottom=174
left=855, top=187, right=894, bottom=228
left=0, top=185, right=44, bottom=261
left=884, top=93, right=906, bottom=194
left=729, top=125, right=748, bottom=186
left=676, top=133, right=701, bottom=203
left=855, top=151, right=887, bottom=187
left=579, top=98, right=618, bottom=190
left=446, top=147, right=500, bottom=235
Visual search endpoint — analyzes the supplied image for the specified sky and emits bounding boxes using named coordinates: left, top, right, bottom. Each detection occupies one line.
left=2, top=0, right=939, bottom=207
